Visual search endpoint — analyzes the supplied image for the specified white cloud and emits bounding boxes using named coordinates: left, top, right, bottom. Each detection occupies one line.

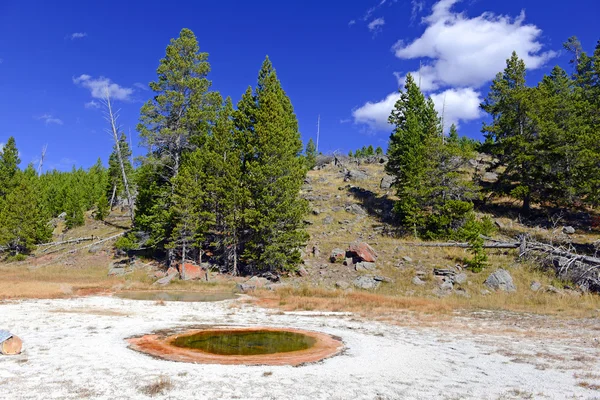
left=71, top=32, right=87, bottom=40
left=353, top=92, right=400, bottom=131
left=73, top=74, right=133, bottom=101
left=353, top=0, right=555, bottom=132
left=368, top=17, right=385, bottom=33
left=133, top=82, right=149, bottom=91
left=411, top=0, right=425, bottom=22
left=84, top=100, right=100, bottom=109
left=429, top=88, right=482, bottom=130
left=352, top=88, right=482, bottom=132
left=392, top=0, right=555, bottom=89
left=36, top=114, right=63, bottom=125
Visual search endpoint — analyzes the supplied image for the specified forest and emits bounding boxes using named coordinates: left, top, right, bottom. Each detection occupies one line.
left=1, top=30, right=599, bottom=276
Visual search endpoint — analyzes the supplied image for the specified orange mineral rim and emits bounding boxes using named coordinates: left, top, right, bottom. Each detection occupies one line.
left=127, top=326, right=344, bottom=366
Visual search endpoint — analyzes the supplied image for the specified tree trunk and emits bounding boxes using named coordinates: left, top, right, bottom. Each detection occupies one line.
left=104, top=91, right=135, bottom=223
left=109, top=184, right=117, bottom=210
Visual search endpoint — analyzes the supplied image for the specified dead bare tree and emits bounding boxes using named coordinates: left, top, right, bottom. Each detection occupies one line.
left=102, top=90, right=135, bottom=223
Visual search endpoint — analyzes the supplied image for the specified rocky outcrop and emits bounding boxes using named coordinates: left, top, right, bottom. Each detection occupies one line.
left=380, top=175, right=394, bottom=190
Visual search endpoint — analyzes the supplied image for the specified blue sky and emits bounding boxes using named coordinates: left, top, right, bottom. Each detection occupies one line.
left=0, top=0, right=598, bottom=171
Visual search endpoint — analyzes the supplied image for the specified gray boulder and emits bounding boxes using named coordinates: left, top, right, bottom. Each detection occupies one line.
left=380, top=175, right=394, bottom=190
left=155, top=272, right=178, bottom=286
left=345, top=204, right=367, bottom=215
left=355, top=261, right=376, bottom=272
left=454, top=273, right=468, bottom=285
left=345, top=170, right=369, bottom=182
left=353, top=276, right=380, bottom=290
left=484, top=269, right=516, bottom=292
left=412, top=276, right=426, bottom=286
left=530, top=281, right=542, bottom=292
left=562, top=226, right=575, bottom=234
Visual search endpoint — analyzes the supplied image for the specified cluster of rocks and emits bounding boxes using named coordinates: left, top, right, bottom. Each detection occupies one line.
left=153, top=262, right=209, bottom=285
left=329, top=241, right=393, bottom=290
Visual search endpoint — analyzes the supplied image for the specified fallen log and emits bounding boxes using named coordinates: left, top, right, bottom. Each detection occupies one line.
left=67, top=232, right=126, bottom=254
left=403, top=241, right=519, bottom=249
left=38, top=236, right=95, bottom=247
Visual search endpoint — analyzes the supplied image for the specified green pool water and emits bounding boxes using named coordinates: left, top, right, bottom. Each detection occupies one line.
left=115, top=291, right=237, bottom=302
left=171, top=330, right=317, bottom=355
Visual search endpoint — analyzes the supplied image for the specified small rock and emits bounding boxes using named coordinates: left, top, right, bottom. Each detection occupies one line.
left=380, top=175, right=394, bottom=190
left=330, top=248, right=345, bottom=263
left=335, top=281, right=350, bottom=290
left=373, top=275, right=393, bottom=283
left=530, top=281, right=542, bottom=292
left=440, top=281, right=453, bottom=291
left=355, top=262, right=376, bottom=272
left=562, top=226, right=575, bottom=235
left=415, top=270, right=427, bottom=277
left=353, top=276, right=380, bottom=290
left=484, top=268, right=516, bottom=292
left=345, top=204, right=367, bottom=215
left=412, top=276, right=426, bottom=286
left=433, top=268, right=456, bottom=277
left=297, top=266, right=309, bottom=277
left=323, top=216, right=334, bottom=225
left=235, top=283, right=256, bottom=293
left=312, top=245, right=320, bottom=258
left=454, top=273, right=468, bottom=285
left=402, top=256, right=413, bottom=263
left=312, top=209, right=321, bottom=216
left=155, top=272, right=178, bottom=285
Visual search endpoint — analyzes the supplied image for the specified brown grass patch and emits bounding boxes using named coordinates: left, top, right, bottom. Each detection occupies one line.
left=139, top=376, right=173, bottom=397
left=577, top=381, right=600, bottom=391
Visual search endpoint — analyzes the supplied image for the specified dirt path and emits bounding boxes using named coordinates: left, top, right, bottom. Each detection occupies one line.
left=0, top=296, right=599, bottom=399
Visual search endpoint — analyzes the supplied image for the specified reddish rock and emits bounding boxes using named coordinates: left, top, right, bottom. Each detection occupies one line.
left=166, top=267, right=178, bottom=276
left=298, top=266, right=309, bottom=277
left=347, top=242, right=378, bottom=263
left=1, top=335, right=22, bottom=355
left=178, top=263, right=205, bottom=281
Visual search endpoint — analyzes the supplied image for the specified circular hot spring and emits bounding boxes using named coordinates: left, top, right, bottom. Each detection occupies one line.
left=127, top=327, right=344, bottom=366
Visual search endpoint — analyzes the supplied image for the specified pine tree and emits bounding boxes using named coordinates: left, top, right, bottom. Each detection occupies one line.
left=305, top=138, right=317, bottom=169
left=481, top=52, right=537, bottom=211
left=0, top=171, right=51, bottom=256
left=235, top=57, right=308, bottom=272
left=136, top=28, right=220, bottom=255
left=366, top=145, right=374, bottom=156
left=386, top=73, right=439, bottom=227
left=448, top=124, right=459, bottom=145
left=0, top=137, right=21, bottom=198
left=375, top=146, right=383, bottom=155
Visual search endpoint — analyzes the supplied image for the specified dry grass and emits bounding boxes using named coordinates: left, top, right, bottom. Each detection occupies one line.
left=577, top=381, right=600, bottom=391
left=139, top=376, right=174, bottom=397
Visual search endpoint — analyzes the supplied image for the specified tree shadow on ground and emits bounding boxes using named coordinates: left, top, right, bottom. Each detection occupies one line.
left=347, top=186, right=397, bottom=225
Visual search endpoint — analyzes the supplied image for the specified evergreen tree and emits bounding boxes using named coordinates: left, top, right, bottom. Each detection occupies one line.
left=235, top=57, right=308, bottom=272
left=348, top=150, right=353, bottom=157
left=305, top=138, right=317, bottom=169
left=375, top=146, right=383, bottom=155
left=448, top=124, right=459, bottom=145
left=136, top=28, right=220, bottom=256
left=481, top=52, right=537, bottom=211
left=366, top=145, right=374, bottom=156
left=0, top=137, right=21, bottom=198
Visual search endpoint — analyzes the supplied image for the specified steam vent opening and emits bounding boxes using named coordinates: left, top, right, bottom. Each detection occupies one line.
left=127, top=327, right=344, bottom=366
